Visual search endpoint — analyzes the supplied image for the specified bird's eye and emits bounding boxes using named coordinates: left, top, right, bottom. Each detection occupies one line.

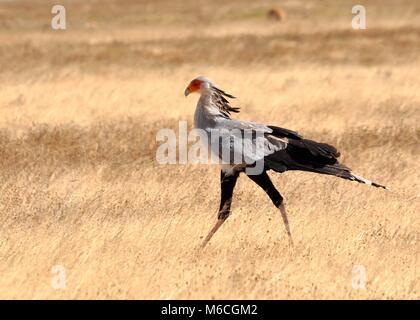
left=192, top=80, right=201, bottom=87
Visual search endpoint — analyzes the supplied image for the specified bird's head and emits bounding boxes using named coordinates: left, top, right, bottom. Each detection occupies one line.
left=184, top=76, right=212, bottom=97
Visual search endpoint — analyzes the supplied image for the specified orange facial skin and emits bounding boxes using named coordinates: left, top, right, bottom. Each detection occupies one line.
left=185, top=79, right=203, bottom=96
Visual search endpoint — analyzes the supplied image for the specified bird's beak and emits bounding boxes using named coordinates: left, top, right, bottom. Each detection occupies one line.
left=184, top=87, right=190, bottom=97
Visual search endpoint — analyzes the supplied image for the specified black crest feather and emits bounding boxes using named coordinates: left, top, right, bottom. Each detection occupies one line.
left=211, top=85, right=240, bottom=117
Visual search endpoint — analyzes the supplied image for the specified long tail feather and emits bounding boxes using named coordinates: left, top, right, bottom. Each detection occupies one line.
left=349, top=172, right=390, bottom=190
left=264, top=133, right=389, bottom=190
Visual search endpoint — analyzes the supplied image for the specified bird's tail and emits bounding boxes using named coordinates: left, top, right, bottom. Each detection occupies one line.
left=302, top=163, right=390, bottom=190
left=348, top=172, right=390, bottom=190
left=266, top=158, right=390, bottom=190
left=264, top=137, right=390, bottom=190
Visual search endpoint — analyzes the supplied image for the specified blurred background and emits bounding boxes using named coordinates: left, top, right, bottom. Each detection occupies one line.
left=0, top=0, right=418, bottom=299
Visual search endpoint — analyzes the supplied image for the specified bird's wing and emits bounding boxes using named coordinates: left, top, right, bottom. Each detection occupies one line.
left=214, top=118, right=272, bottom=133
left=207, top=118, right=288, bottom=164
left=267, top=125, right=302, bottom=140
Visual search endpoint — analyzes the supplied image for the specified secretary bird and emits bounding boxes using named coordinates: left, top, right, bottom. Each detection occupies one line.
left=184, top=76, right=388, bottom=248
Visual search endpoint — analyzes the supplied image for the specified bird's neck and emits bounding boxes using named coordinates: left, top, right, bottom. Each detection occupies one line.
left=194, top=93, right=223, bottom=130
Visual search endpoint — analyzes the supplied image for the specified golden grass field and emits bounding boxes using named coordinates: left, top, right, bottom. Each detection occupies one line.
left=0, top=0, right=419, bottom=299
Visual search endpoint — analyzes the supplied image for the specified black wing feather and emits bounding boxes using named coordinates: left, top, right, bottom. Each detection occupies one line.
left=268, top=125, right=302, bottom=140
left=265, top=126, right=343, bottom=173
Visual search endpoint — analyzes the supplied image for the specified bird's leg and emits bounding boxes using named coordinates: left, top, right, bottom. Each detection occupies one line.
left=201, top=169, right=239, bottom=248
left=246, top=171, right=294, bottom=245
left=201, top=219, right=226, bottom=249
left=278, top=202, right=293, bottom=246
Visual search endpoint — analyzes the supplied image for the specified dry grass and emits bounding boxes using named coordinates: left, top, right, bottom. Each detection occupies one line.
left=0, top=0, right=419, bottom=299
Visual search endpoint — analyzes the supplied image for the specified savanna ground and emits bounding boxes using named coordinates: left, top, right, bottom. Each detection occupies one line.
left=0, top=0, right=419, bottom=299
